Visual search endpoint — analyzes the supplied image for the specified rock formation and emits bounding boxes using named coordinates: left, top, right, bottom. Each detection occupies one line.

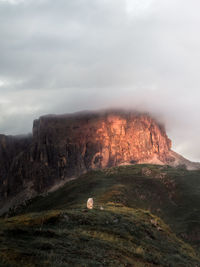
left=0, top=110, right=199, bottom=213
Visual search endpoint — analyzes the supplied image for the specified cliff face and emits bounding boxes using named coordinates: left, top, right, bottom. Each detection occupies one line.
left=32, top=111, right=172, bottom=174
left=0, top=110, right=197, bottom=213
left=0, top=135, right=32, bottom=197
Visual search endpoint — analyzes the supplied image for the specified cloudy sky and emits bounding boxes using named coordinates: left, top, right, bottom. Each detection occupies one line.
left=0, top=0, right=200, bottom=161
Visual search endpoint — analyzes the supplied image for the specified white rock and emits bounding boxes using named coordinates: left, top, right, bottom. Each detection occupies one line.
left=87, top=198, right=94, bottom=209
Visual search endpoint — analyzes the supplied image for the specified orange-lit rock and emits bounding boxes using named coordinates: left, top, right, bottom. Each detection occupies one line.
left=31, top=111, right=172, bottom=173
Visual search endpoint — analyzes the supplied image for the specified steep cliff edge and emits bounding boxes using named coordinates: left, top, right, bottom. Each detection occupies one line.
left=0, top=110, right=199, bottom=213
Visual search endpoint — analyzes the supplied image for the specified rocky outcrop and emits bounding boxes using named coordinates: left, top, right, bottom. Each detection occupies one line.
left=31, top=111, right=173, bottom=173
left=0, top=135, right=32, bottom=196
left=0, top=110, right=199, bottom=213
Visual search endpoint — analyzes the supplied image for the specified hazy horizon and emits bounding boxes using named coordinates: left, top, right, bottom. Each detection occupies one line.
left=1, top=0, right=200, bottom=161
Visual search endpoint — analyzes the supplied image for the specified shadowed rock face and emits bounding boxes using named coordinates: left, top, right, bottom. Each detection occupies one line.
left=0, top=110, right=198, bottom=213
left=0, top=135, right=32, bottom=196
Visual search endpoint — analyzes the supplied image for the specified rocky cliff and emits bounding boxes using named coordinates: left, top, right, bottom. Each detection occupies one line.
left=0, top=110, right=199, bottom=213
left=0, top=135, right=32, bottom=196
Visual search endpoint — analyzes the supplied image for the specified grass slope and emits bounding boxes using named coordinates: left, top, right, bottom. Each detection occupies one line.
left=1, top=164, right=200, bottom=266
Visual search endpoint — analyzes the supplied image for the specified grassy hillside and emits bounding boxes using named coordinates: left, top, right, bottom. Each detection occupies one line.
left=1, top=164, right=200, bottom=266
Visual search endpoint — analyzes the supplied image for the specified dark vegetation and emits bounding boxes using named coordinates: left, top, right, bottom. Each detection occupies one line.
left=0, top=164, right=200, bottom=266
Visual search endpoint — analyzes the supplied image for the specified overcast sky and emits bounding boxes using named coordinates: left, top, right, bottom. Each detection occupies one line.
left=0, top=0, right=200, bottom=161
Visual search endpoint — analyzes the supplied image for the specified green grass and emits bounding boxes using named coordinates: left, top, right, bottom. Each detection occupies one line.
left=15, top=164, right=200, bottom=244
left=1, top=164, right=200, bottom=266
left=0, top=205, right=199, bottom=266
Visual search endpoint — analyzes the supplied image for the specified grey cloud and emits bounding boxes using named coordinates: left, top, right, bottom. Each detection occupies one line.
left=0, top=0, right=200, bottom=161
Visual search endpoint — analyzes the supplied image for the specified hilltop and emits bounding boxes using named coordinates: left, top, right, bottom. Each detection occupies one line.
left=0, top=164, right=200, bottom=266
